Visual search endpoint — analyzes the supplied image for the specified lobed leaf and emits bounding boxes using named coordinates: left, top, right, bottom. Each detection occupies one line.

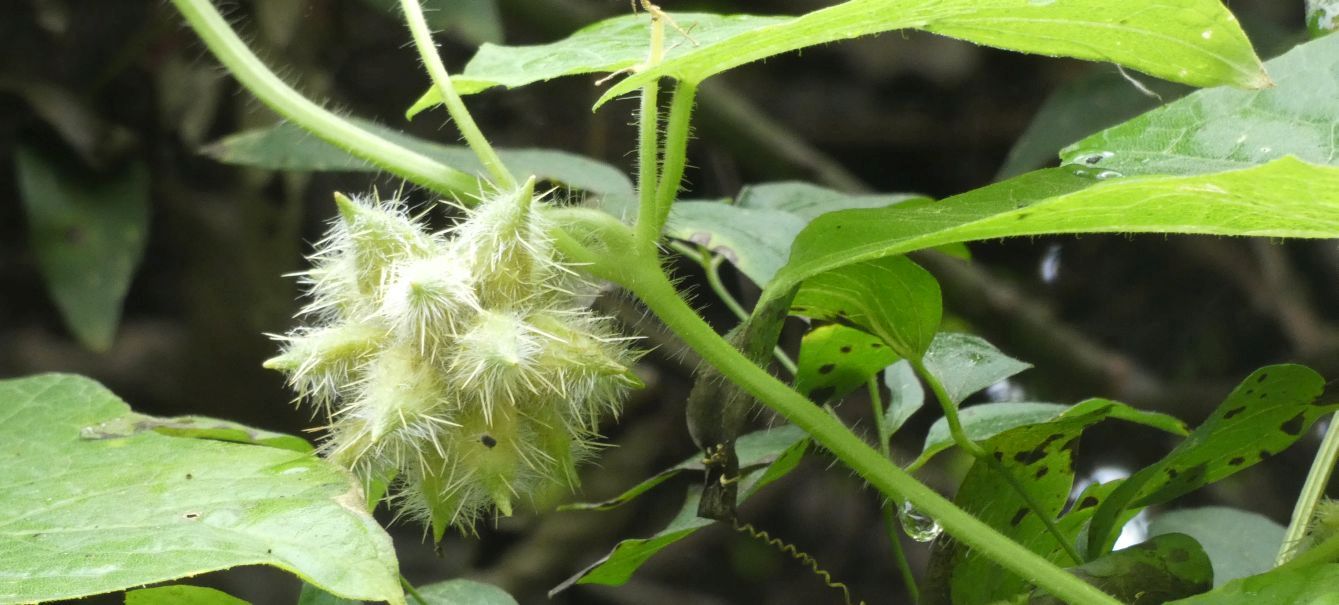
left=794, top=324, right=898, bottom=405
left=598, top=0, right=1266, bottom=107
left=15, top=146, right=149, bottom=352
left=1087, top=364, right=1338, bottom=558
left=0, top=374, right=402, bottom=604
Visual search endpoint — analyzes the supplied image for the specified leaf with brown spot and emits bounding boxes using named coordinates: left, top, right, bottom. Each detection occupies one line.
left=794, top=324, right=897, bottom=404
left=1086, top=364, right=1338, bottom=559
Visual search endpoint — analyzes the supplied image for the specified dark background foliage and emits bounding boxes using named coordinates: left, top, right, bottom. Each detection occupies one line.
left=1, top=1, right=1334, bottom=603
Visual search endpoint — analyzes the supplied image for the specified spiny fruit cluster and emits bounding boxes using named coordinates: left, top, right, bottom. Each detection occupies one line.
left=265, top=180, right=639, bottom=539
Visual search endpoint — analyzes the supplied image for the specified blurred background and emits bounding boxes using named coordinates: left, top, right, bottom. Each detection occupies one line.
left=2, top=0, right=1335, bottom=603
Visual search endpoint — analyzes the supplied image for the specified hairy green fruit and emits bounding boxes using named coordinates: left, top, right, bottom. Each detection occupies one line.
left=266, top=184, right=637, bottom=539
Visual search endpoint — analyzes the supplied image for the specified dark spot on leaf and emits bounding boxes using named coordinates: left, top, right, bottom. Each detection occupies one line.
left=1035, top=466, right=1049, bottom=479
left=184, top=512, right=200, bottom=520
left=1259, top=392, right=1268, bottom=399
left=792, top=306, right=808, bottom=313
left=1060, top=437, right=1079, bottom=454
left=1016, top=212, right=1030, bottom=220
left=993, top=451, right=1004, bottom=462
left=1014, top=449, right=1046, bottom=465
left=1260, top=449, right=1272, bottom=460
left=1166, top=468, right=1179, bottom=479
left=809, top=386, right=836, bottom=403
left=1280, top=412, right=1306, bottom=436
left=267, top=548, right=273, bottom=554
left=840, top=346, right=852, bottom=354
left=1223, top=406, right=1246, bottom=420
left=1229, top=456, right=1245, bottom=466
left=818, top=363, right=836, bottom=375
left=1011, top=508, right=1028, bottom=527
left=1078, top=496, right=1100, bottom=509
left=185, top=473, right=193, bottom=480
left=481, top=434, right=498, bottom=448
left=1169, top=548, right=1190, bottom=563
left=1257, top=373, right=1269, bottom=383
left=870, top=343, right=882, bottom=349
left=1084, top=155, right=1103, bottom=165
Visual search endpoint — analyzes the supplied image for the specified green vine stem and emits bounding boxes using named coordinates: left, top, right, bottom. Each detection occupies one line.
left=910, top=357, right=1083, bottom=565
left=170, top=0, right=480, bottom=196
left=547, top=211, right=1120, bottom=605
left=399, top=0, right=516, bottom=190
left=633, top=11, right=668, bottom=244
left=868, top=376, right=920, bottom=603
left=1278, top=414, right=1339, bottom=564
left=173, top=1, right=1111, bottom=600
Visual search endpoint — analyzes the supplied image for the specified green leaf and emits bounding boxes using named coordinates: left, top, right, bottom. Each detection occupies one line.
left=1168, top=564, right=1339, bottom=605
left=913, top=399, right=1187, bottom=470
left=1149, top=507, right=1286, bottom=587
left=794, top=324, right=898, bottom=404
left=665, top=184, right=931, bottom=286
left=932, top=404, right=1100, bottom=604
left=998, top=68, right=1186, bottom=179
left=0, top=374, right=403, bottom=604
left=418, top=579, right=519, bottom=605
left=297, top=584, right=358, bottom=605
left=561, top=424, right=807, bottom=512
left=1030, top=534, right=1213, bottom=605
left=202, top=120, right=633, bottom=197
left=80, top=412, right=313, bottom=453
left=15, top=145, right=150, bottom=352
left=1062, top=33, right=1339, bottom=178
left=555, top=434, right=808, bottom=591
left=667, top=201, right=806, bottom=286
left=597, top=1, right=1267, bottom=107
left=921, top=332, right=1032, bottom=406
left=760, top=155, right=1339, bottom=320
left=125, top=585, right=248, bottom=605
left=1087, top=364, right=1339, bottom=559
left=736, top=181, right=927, bottom=221
left=791, top=256, right=942, bottom=361
left=405, top=13, right=792, bottom=116
left=882, top=360, right=925, bottom=438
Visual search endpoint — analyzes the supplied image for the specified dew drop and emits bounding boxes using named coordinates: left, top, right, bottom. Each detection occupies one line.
left=899, top=501, right=943, bottom=542
left=1094, top=170, right=1125, bottom=181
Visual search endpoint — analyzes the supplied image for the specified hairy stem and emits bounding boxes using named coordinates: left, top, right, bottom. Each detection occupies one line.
left=399, top=0, right=516, bottom=189
left=633, top=12, right=667, bottom=244
left=869, top=376, right=920, bottom=603
left=653, top=81, right=699, bottom=231
left=170, top=0, right=479, bottom=196
left=546, top=221, right=1119, bottom=605
left=1278, top=414, right=1339, bottom=564
left=909, top=359, right=1083, bottom=565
